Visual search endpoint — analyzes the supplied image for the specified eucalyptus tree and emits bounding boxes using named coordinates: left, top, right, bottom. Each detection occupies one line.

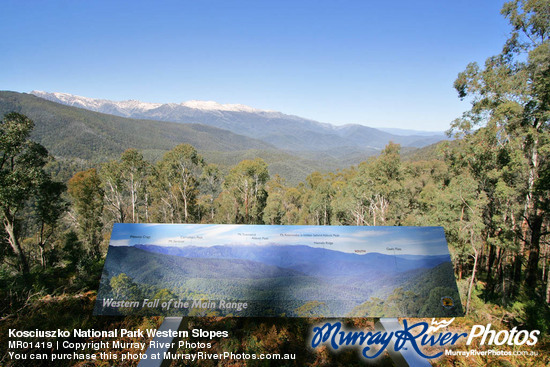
left=34, top=177, right=66, bottom=267
left=452, top=0, right=550, bottom=290
left=333, top=143, right=405, bottom=226
left=67, top=168, right=104, bottom=258
left=306, top=172, right=335, bottom=225
left=223, top=158, right=269, bottom=224
left=0, top=113, right=64, bottom=273
left=199, top=163, right=222, bottom=222
left=96, top=149, right=152, bottom=224
left=99, top=160, right=126, bottom=223
left=120, top=149, right=151, bottom=223
left=156, top=144, right=204, bottom=223
left=263, top=175, right=286, bottom=225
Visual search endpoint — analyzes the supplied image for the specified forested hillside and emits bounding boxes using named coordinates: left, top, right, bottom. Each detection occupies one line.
left=0, top=91, right=274, bottom=158
left=0, top=91, right=340, bottom=185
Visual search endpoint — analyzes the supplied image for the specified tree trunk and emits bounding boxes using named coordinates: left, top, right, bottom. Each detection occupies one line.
left=145, top=192, right=149, bottom=223
left=3, top=218, right=29, bottom=274
left=524, top=134, right=541, bottom=288
left=183, top=192, right=188, bottom=223
left=131, top=182, right=136, bottom=223
left=39, top=244, right=46, bottom=269
left=243, top=179, right=249, bottom=224
left=466, top=244, right=478, bottom=315
left=485, top=242, right=496, bottom=299
left=210, top=197, right=215, bottom=221
left=512, top=253, right=523, bottom=298
left=526, top=211, right=543, bottom=288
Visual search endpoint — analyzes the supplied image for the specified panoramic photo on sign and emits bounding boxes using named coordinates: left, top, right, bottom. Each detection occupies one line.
left=95, top=224, right=463, bottom=317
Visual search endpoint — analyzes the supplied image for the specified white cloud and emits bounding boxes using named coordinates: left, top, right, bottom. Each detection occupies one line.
left=109, top=239, right=130, bottom=247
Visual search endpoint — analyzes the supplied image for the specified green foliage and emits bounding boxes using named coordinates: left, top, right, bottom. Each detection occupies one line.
left=197, top=163, right=222, bottom=223
left=0, top=112, right=65, bottom=274
left=110, top=273, right=141, bottom=300
left=512, top=295, right=550, bottom=334
left=60, top=231, right=83, bottom=270
left=349, top=263, right=464, bottom=318
left=68, top=168, right=104, bottom=258
left=222, top=158, right=269, bottom=224
left=294, top=301, right=329, bottom=317
left=153, top=144, right=204, bottom=223
left=98, top=149, right=153, bottom=224
left=451, top=0, right=550, bottom=296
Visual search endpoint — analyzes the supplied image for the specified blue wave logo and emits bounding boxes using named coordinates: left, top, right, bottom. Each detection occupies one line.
left=310, top=320, right=467, bottom=359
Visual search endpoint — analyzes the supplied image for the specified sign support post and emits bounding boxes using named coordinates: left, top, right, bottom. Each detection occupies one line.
left=138, top=317, right=186, bottom=367
left=375, top=318, right=431, bottom=367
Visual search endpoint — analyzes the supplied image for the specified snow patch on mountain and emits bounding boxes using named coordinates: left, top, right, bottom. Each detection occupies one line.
left=180, top=100, right=270, bottom=113
left=31, top=91, right=269, bottom=114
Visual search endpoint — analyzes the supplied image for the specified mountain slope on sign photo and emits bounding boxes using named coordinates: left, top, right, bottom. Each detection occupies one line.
left=133, top=244, right=450, bottom=276
left=96, top=242, right=461, bottom=317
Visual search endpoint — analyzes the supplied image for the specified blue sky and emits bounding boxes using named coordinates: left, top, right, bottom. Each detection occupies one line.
left=1, top=0, right=509, bottom=131
left=110, top=224, right=451, bottom=256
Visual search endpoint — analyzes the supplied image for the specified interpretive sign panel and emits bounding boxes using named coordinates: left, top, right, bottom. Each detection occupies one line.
left=94, top=224, right=463, bottom=317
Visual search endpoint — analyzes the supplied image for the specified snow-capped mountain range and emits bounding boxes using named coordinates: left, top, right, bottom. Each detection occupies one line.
left=31, top=91, right=269, bottom=114
left=31, top=90, right=447, bottom=152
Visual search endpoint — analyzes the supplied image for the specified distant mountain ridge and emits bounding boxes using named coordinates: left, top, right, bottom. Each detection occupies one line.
left=31, top=91, right=270, bottom=114
left=104, top=245, right=305, bottom=281
left=31, top=90, right=447, bottom=152
left=1, top=91, right=345, bottom=184
left=376, top=127, right=446, bottom=136
left=132, top=243, right=450, bottom=278
left=0, top=91, right=271, bottom=158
